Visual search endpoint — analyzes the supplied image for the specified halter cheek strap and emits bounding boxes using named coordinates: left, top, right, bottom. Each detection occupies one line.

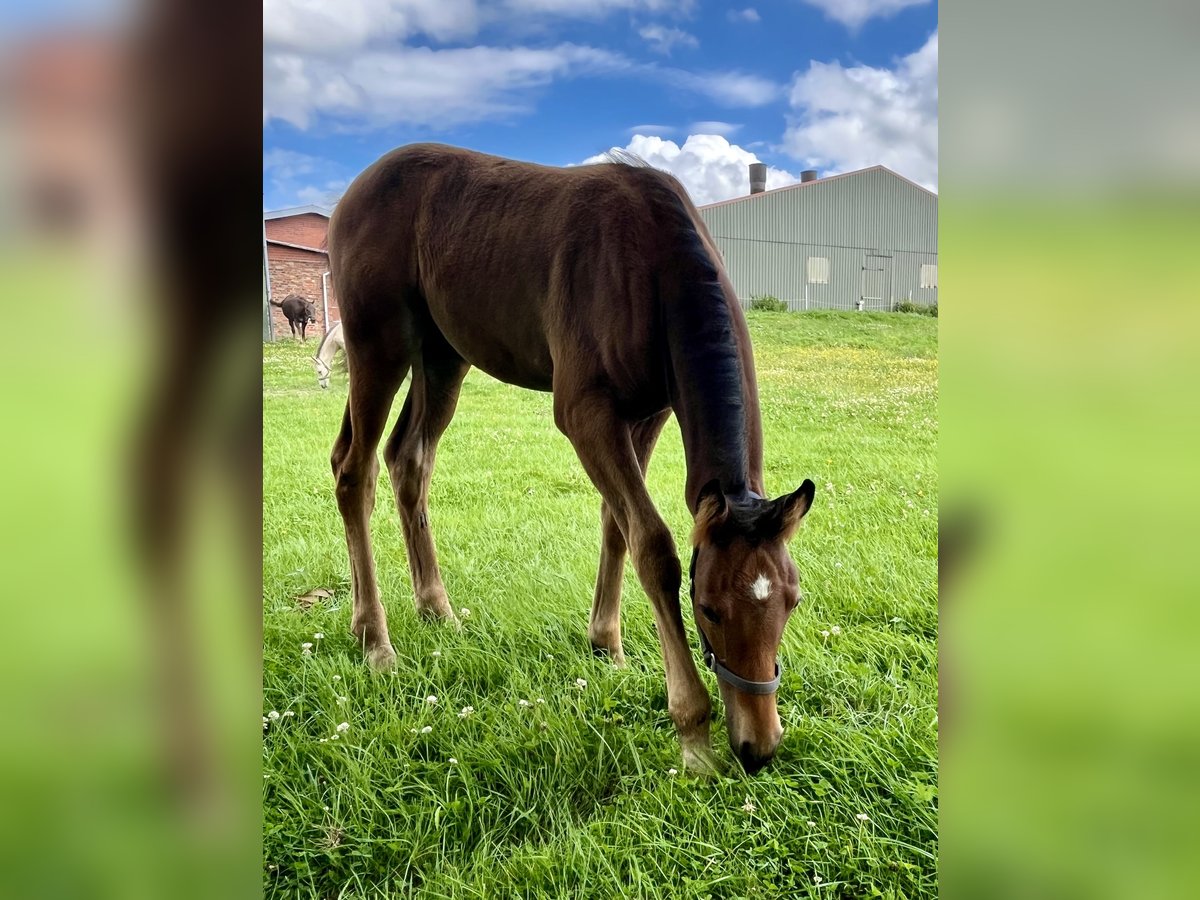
left=689, top=547, right=783, bottom=696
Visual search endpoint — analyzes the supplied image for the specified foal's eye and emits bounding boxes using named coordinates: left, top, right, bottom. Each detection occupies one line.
left=700, top=606, right=721, bottom=625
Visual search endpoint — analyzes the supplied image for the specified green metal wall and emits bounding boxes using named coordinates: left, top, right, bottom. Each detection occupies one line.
left=698, top=168, right=938, bottom=310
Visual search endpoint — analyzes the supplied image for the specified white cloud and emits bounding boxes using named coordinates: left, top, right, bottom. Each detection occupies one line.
left=661, top=69, right=782, bottom=107
left=261, top=1, right=777, bottom=131
left=264, top=44, right=626, bottom=129
left=798, top=0, right=931, bottom=30
left=264, top=149, right=349, bottom=209
left=506, top=0, right=687, bottom=16
left=583, top=133, right=800, bottom=205
left=690, top=120, right=741, bottom=137
left=627, top=123, right=676, bottom=136
left=263, top=0, right=481, bottom=53
left=728, top=8, right=760, bottom=23
left=638, top=24, right=699, bottom=55
left=782, top=31, right=937, bottom=189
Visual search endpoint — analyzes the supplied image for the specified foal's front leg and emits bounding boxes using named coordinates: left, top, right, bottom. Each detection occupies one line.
left=590, top=411, right=669, bottom=667
left=559, top=397, right=719, bottom=774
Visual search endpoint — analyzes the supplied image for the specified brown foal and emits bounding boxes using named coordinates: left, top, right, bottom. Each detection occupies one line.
left=328, top=144, right=815, bottom=773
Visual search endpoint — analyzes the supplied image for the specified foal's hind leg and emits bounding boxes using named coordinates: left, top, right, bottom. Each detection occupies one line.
left=383, top=339, right=470, bottom=622
left=590, top=410, right=670, bottom=666
left=332, top=344, right=410, bottom=670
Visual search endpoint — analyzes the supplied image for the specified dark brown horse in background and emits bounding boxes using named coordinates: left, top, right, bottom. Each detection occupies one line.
left=329, top=144, right=815, bottom=774
left=270, top=293, right=317, bottom=340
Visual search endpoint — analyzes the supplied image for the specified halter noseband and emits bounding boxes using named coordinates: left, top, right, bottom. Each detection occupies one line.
left=689, top=547, right=782, bottom=695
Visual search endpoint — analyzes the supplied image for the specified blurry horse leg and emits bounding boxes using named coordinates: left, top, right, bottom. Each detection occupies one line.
left=333, top=342, right=409, bottom=669
left=558, top=397, right=716, bottom=773
left=589, top=410, right=670, bottom=666
left=383, top=340, right=469, bottom=622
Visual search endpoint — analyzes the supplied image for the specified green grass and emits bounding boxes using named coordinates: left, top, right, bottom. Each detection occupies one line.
left=263, top=310, right=938, bottom=898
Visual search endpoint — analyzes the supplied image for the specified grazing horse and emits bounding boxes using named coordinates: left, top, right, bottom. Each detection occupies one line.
left=271, top=293, right=317, bottom=340
left=312, top=321, right=344, bottom=389
left=328, top=144, right=815, bottom=774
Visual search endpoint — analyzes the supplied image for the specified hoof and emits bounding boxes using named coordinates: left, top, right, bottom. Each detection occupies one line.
left=365, top=644, right=397, bottom=671
left=417, top=605, right=460, bottom=629
left=415, top=589, right=459, bottom=626
left=590, top=641, right=627, bottom=668
left=681, top=741, right=725, bottom=777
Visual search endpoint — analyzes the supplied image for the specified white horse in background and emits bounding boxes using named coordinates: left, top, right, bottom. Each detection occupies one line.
left=312, top=322, right=344, bottom=389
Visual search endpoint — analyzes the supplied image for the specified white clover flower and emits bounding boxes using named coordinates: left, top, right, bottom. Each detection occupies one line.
left=535, top=698, right=545, bottom=704
left=426, top=695, right=438, bottom=705
left=458, top=706, right=474, bottom=719
left=331, top=733, right=340, bottom=740
left=337, top=695, right=348, bottom=705
left=460, top=608, right=471, bottom=619
left=262, top=718, right=269, bottom=730
left=741, top=797, right=756, bottom=814
left=267, top=710, right=281, bottom=721
left=814, top=875, right=822, bottom=885
left=575, top=678, right=587, bottom=689
left=332, top=675, right=341, bottom=682
left=420, top=725, right=433, bottom=734
left=319, top=738, right=328, bottom=743
left=301, top=642, right=313, bottom=651
left=856, top=812, right=870, bottom=822
left=819, top=630, right=830, bottom=639
left=432, top=651, right=441, bottom=658
left=314, top=632, right=325, bottom=640
left=830, top=625, right=841, bottom=636
left=410, top=728, right=419, bottom=734
left=834, top=561, right=842, bottom=568
left=336, top=722, right=349, bottom=733
left=518, top=699, right=531, bottom=708
left=282, top=710, right=295, bottom=718
left=449, top=757, right=458, bottom=765
left=668, top=768, right=678, bottom=776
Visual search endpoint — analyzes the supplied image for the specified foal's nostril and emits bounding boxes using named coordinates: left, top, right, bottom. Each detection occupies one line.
left=737, top=741, right=774, bottom=775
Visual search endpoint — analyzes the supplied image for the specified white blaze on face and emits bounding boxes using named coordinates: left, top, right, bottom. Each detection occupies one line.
left=751, top=573, right=771, bottom=600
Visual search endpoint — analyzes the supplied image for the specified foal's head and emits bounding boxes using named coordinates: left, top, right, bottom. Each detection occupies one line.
left=690, top=479, right=815, bottom=773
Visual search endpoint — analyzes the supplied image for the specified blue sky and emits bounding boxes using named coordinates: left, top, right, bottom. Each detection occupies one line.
left=264, top=1, right=937, bottom=210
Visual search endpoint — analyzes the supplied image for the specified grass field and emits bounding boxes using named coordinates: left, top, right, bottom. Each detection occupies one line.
left=263, top=311, right=938, bottom=898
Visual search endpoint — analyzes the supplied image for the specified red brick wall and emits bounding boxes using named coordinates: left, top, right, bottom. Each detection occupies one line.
left=266, top=244, right=338, bottom=340
left=265, top=212, right=328, bottom=249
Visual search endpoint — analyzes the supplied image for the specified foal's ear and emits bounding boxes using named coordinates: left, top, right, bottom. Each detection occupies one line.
left=777, top=479, right=816, bottom=542
left=692, top=479, right=729, bottom=546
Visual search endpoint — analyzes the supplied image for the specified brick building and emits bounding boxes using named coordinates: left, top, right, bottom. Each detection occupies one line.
left=264, top=204, right=338, bottom=339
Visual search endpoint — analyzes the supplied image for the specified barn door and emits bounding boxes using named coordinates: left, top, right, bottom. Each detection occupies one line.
left=861, top=254, right=893, bottom=310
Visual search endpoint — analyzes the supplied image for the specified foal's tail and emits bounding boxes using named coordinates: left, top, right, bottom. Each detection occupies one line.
left=269, top=298, right=283, bottom=307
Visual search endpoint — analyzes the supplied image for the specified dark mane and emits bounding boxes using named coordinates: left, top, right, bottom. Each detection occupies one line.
left=655, top=181, right=750, bottom=507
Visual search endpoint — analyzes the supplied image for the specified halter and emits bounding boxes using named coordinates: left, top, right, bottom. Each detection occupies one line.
left=689, top=547, right=782, bottom=695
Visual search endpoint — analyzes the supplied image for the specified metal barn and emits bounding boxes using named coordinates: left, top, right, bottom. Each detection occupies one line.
left=697, top=165, right=938, bottom=311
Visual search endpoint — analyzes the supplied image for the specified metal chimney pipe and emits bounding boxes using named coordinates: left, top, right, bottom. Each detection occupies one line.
left=801, top=169, right=818, bottom=183
left=749, top=163, right=767, bottom=194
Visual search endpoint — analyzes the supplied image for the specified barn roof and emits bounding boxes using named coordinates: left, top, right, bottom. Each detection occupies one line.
left=266, top=238, right=327, bottom=254
left=264, top=204, right=333, bottom=220
left=698, top=165, right=937, bottom=211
